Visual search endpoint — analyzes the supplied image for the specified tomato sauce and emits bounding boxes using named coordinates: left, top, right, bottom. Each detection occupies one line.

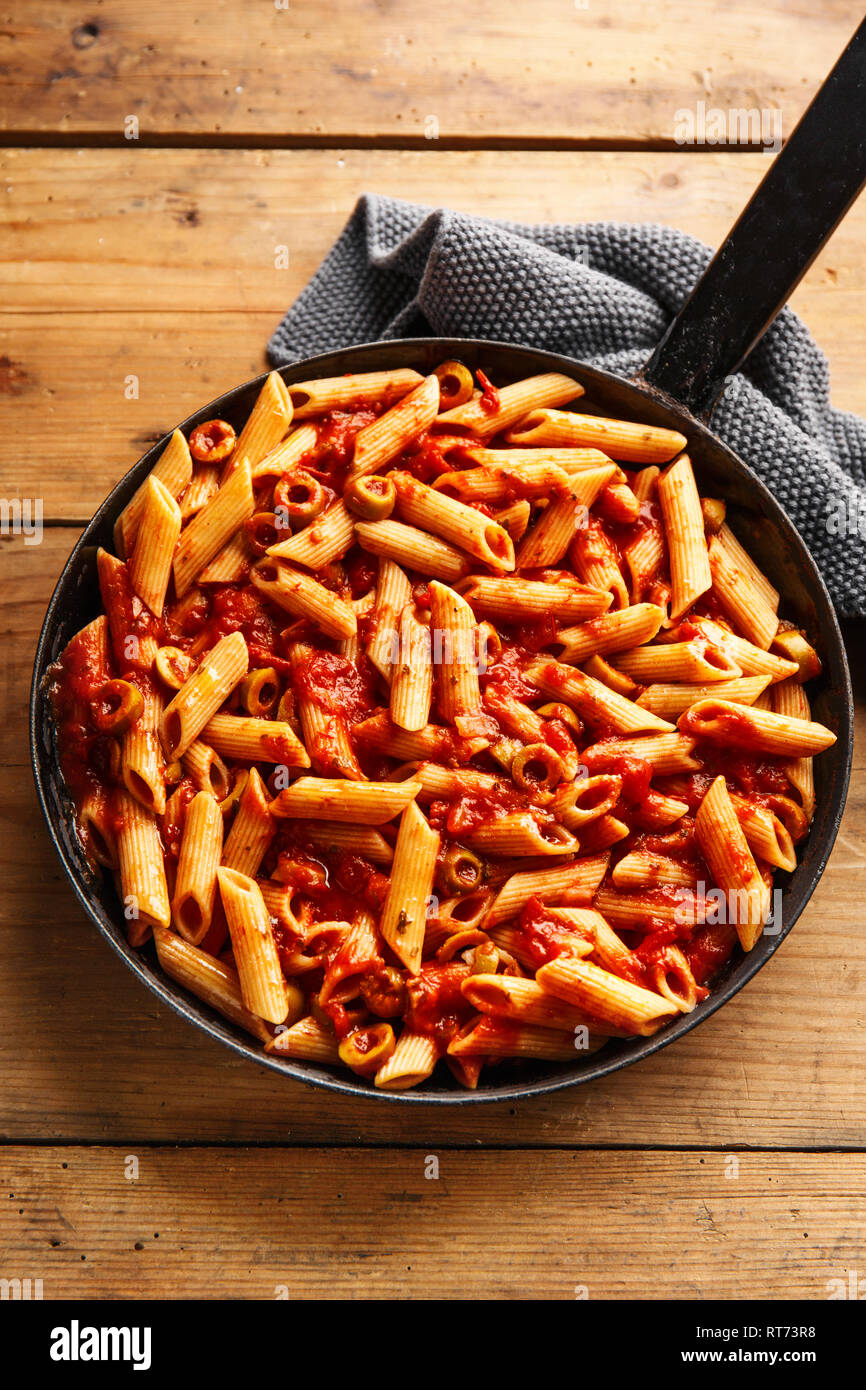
left=405, top=962, right=473, bottom=1046
left=46, top=386, right=816, bottom=1083
left=291, top=648, right=376, bottom=724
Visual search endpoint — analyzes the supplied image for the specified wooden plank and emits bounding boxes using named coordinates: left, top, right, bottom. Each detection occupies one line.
left=4, top=530, right=865, bottom=1146
left=1, top=148, right=863, bottom=520
left=0, top=1, right=859, bottom=143
left=0, top=1146, right=862, bottom=1298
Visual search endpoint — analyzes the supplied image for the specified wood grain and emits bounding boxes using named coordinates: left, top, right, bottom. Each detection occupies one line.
left=0, top=1, right=859, bottom=144
left=1, top=148, right=863, bottom=520
left=1, top=1146, right=862, bottom=1299
left=4, top=528, right=865, bottom=1147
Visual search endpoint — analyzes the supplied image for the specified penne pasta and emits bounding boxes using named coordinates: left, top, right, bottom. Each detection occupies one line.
left=203, top=711, right=310, bottom=768
left=232, top=370, right=293, bottom=472
left=635, top=674, right=772, bottom=719
left=250, top=558, right=356, bottom=640
left=172, top=790, right=223, bottom=943
left=613, top=639, right=741, bottom=683
left=354, top=518, right=470, bottom=582
left=393, top=471, right=515, bottom=572
left=773, top=677, right=816, bottom=821
left=515, top=464, right=616, bottom=568
left=250, top=422, right=319, bottom=480
left=115, top=428, right=192, bottom=557
left=375, top=1030, right=439, bottom=1089
left=349, top=375, right=441, bottom=478
left=221, top=767, right=276, bottom=878
left=366, top=558, right=413, bottom=683
left=154, top=928, right=272, bottom=1042
left=554, top=603, right=664, bottom=664
left=537, top=956, right=677, bottom=1036
left=708, top=530, right=779, bottom=650
left=115, top=786, right=171, bottom=937
left=160, top=630, right=249, bottom=761
left=129, top=476, right=182, bottom=617
left=658, top=455, right=712, bottom=621
left=505, top=407, right=686, bottom=463
left=485, top=854, right=610, bottom=927
left=524, top=657, right=675, bottom=734
left=217, top=867, right=290, bottom=1023
left=271, top=777, right=421, bottom=824
left=436, top=373, right=583, bottom=439
left=458, top=573, right=610, bottom=623
left=428, top=580, right=483, bottom=725
left=48, top=356, right=836, bottom=1090
left=266, top=499, right=356, bottom=567
left=679, top=698, right=836, bottom=757
left=695, top=775, right=770, bottom=952
left=390, top=603, right=433, bottom=732
left=173, top=458, right=255, bottom=597
left=379, top=801, right=440, bottom=973
left=288, top=368, right=424, bottom=419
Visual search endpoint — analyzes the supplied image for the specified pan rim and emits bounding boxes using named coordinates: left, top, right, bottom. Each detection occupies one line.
left=29, top=335, right=854, bottom=1105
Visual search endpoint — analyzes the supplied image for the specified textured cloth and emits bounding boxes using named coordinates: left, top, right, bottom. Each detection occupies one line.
left=269, top=193, right=866, bottom=616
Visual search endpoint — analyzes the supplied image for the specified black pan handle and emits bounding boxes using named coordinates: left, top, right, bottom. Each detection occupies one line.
left=641, top=17, right=866, bottom=418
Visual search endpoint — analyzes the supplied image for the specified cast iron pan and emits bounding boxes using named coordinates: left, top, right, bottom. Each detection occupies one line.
left=30, top=23, right=865, bottom=1103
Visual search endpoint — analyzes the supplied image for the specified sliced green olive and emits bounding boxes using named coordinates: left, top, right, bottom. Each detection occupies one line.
left=434, top=359, right=474, bottom=410
left=344, top=473, right=396, bottom=521
left=470, top=939, right=500, bottom=975
left=91, top=679, right=144, bottom=735
left=155, top=645, right=194, bottom=690
left=245, top=512, right=284, bottom=556
left=273, top=470, right=327, bottom=524
left=188, top=418, right=236, bottom=465
left=218, top=767, right=249, bottom=817
left=511, top=743, right=564, bottom=793
left=338, top=1022, right=396, bottom=1078
left=239, top=667, right=280, bottom=717
left=439, top=844, right=485, bottom=896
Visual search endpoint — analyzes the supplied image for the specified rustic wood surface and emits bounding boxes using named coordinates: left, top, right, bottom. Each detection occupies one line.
left=2, top=149, right=863, bottom=520
left=3, top=1148, right=863, bottom=1300
left=0, top=1, right=860, bottom=144
left=1, top=0, right=864, bottom=1301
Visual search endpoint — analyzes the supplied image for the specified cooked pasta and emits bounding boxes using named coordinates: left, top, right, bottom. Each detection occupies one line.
left=47, top=360, right=835, bottom=1089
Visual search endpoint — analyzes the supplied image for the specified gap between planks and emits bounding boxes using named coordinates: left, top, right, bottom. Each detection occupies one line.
left=0, top=132, right=780, bottom=153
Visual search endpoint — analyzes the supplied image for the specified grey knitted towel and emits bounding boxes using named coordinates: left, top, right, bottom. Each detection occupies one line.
left=268, top=193, right=866, bottom=617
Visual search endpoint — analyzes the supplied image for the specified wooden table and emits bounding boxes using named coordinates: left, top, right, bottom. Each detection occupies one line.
left=1, top=2, right=864, bottom=1301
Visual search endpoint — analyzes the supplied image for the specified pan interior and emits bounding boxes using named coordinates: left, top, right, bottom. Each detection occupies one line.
left=30, top=338, right=853, bottom=1104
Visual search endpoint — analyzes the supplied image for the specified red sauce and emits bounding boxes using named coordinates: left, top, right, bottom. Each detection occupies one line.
left=445, top=783, right=525, bottom=835
left=685, top=922, right=738, bottom=986
left=400, top=432, right=460, bottom=483
left=46, top=391, right=810, bottom=1081
left=345, top=548, right=378, bottom=600
left=291, top=649, right=375, bottom=724
left=405, top=962, right=473, bottom=1046
left=47, top=624, right=115, bottom=805
left=208, top=584, right=282, bottom=654
left=98, top=557, right=161, bottom=668
left=516, top=896, right=593, bottom=970
left=476, top=369, right=500, bottom=416
left=480, top=643, right=542, bottom=701
left=582, top=746, right=653, bottom=802
left=307, top=408, right=378, bottom=490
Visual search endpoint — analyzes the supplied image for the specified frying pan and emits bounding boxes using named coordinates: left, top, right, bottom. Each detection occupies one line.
left=31, top=23, right=865, bottom=1103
